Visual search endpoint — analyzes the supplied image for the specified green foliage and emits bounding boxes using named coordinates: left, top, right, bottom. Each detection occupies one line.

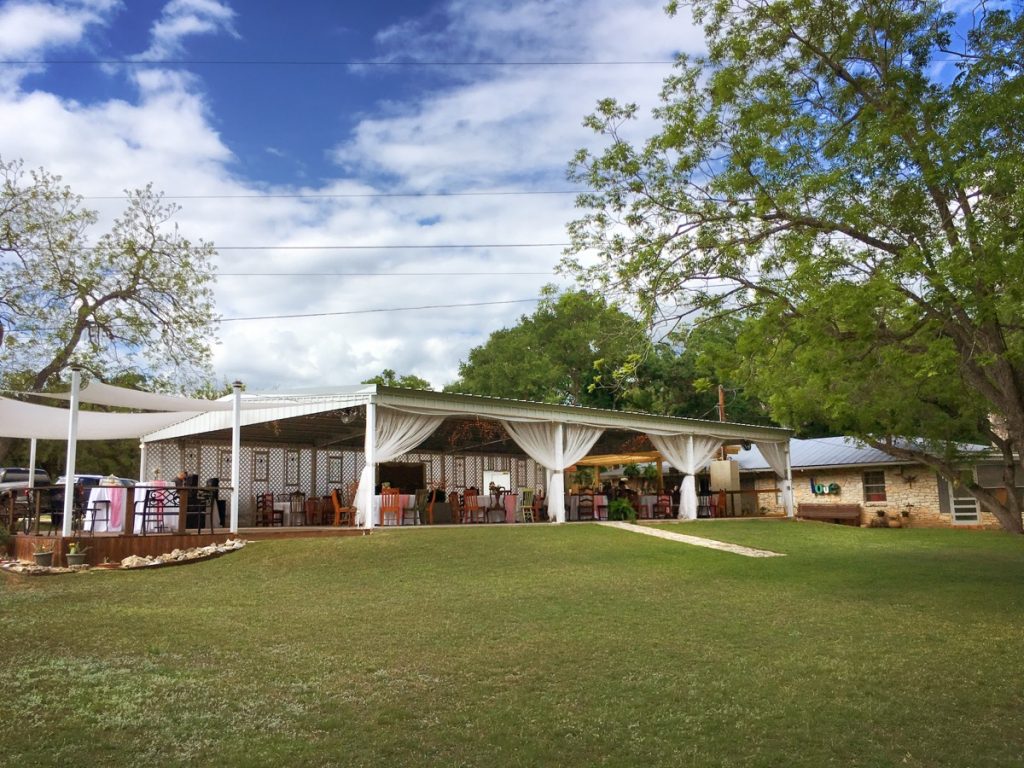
left=361, top=369, right=433, bottom=390
left=447, top=287, right=644, bottom=407
left=0, top=521, right=10, bottom=552
left=567, top=2, right=1024, bottom=530
left=0, top=157, right=219, bottom=394
left=606, top=497, right=637, bottom=522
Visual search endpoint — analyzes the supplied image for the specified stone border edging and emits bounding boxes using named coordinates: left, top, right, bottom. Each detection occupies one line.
left=598, top=521, right=785, bottom=558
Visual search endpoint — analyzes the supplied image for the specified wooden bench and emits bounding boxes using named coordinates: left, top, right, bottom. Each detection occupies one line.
left=796, top=503, right=862, bottom=526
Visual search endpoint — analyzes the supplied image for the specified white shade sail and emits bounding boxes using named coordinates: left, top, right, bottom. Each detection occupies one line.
left=37, top=380, right=289, bottom=411
left=0, top=396, right=200, bottom=440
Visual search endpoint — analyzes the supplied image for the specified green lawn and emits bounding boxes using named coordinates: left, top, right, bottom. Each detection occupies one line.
left=2, top=520, right=1023, bottom=767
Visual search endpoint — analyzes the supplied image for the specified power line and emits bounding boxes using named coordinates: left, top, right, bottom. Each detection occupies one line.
left=1, top=298, right=543, bottom=334
left=216, top=272, right=555, bottom=281
left=78, top=190, right=584, bottom=201
left=217, top=298, right=543, bottom=322
left=210, top=243, right=570, bottom=250
left=0, top=59, right=676, bottom=67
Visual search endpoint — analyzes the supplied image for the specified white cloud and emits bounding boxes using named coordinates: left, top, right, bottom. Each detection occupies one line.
left=0, top=0, right=698, bottom=390
left=136, top=0, right=237, bottom=61
left=0, top=0, right=118, bottom=57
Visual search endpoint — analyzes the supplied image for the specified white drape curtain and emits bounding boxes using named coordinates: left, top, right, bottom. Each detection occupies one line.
left=501, top=420, right=604, bottom=523
left=648, top=434, right=723, bottom=519
left=756, top=440, right=794, bottom=517
left=355, top=405, right=445, bottom=526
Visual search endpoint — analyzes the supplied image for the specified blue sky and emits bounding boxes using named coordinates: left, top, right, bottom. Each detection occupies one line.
left=0, top=0, right=699, bottom=390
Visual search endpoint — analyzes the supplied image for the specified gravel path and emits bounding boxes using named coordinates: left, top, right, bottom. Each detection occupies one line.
left=598, top=521, right=785, bottom=558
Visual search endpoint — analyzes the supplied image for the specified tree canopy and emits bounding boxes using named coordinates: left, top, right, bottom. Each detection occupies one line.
left=0, top=157, right=218, bottom=394
left=446, top=288, right=648, bottom=408
left=361, top=369, right=433, bottom=390
left=567, top=2, right=1024, bottom=531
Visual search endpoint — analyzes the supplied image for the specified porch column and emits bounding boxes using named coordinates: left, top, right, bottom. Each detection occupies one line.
left=551, top=422, right=565, bottom=523
left=139, top=441, right=147, bottom=483
left=680, top=435, right=698, bottom=520
left=360, top=400, right=377, bottom=529
left=61, top=368, right=81, bottom=537
left=783, top=441, right=794, bottom=518
left=230, top=380, right=242, bottom=533
left=28, top=438, right=37, bottom=489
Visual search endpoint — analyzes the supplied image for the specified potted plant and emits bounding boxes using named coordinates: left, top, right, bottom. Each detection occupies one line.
left=607, top=498, right=637, bottom=523
left=66, top=541, right=89, bottom=566
left=32, top=541, right=54, bottom=567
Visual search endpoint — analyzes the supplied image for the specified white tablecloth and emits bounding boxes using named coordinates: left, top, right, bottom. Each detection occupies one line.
left=84, top=486, right=128, bottom=533
left=134, top=482, right=180, bottom=533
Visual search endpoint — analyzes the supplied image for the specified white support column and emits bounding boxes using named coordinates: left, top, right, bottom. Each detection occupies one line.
left=679, top=434, right=698, bottom=520
left=783, top=440, right=794, bottom=518
left=28, top=438, right=37, bottom=489
left=61, top=368, right=81, bottom=537
left=551, top=422, right=565, bottom=523
left=139, top=441, right=147, bottom=483
left=360, top=400, right=377, bottom=529
left=230, top=380, right=242, bottom=533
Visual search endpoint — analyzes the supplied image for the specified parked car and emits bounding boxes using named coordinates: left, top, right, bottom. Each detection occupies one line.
left=56, top=474, right=137, bottom=488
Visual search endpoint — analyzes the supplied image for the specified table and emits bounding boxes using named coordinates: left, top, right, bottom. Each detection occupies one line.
left=480, top=493, right=517, bottom=523
left=134, top=481, right=180, bottom=533
left=274, top=495, right=306, bottom=525
left=85, top=486, right=128, bottom=533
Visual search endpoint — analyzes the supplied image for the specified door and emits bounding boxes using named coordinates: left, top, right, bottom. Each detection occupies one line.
left=949, top=472, right=980, bottom=524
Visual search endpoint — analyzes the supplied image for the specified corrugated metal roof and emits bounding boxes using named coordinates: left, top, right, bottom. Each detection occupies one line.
left=734, top=437, right=900, bottom=471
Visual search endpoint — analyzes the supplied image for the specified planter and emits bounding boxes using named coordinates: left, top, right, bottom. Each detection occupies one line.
left=32, top=551, right=54, bottom=567
left=66, top=552, right=88, bottom=566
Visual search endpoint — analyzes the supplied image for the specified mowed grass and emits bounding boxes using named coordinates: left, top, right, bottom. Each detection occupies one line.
left=2, top=521, right=1023, bottom=767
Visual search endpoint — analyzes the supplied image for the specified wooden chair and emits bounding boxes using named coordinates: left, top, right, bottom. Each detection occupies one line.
left=462, top=489, right=484, bottom=523
left=576, top=490, right=596, bottom=521
left=409, top=489, right=428, bottom=525
left=304, top=497, right=322, bottom=525
left=254, top=492, right=282, bottom=526
left=517, top=489, right=536, bottom=523
left=380, top=487, right=402, bottom=526
left=652, top=494, right=674, bottom=519
left=447, top=491, right=463, bottom=523
left=330, top=488, right=354, bottom=526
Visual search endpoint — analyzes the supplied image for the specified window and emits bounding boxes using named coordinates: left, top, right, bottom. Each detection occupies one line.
left=863, top=470, right=887, bottom=502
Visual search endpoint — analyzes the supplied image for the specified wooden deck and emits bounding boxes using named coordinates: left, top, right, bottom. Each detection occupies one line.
left=10, top=526, right=367, bottom=567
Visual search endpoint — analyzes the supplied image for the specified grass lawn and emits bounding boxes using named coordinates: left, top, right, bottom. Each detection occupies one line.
left=2, top=520, right=1023, bottom=767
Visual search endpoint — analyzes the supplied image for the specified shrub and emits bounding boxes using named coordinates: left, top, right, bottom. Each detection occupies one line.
left=607, top=498, right=637, bottom=522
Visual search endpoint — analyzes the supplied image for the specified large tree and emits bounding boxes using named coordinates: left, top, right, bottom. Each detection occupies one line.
left=447, top=288, right=647, bottom=407
left=0, top=157, right=219, bottom=465
left=1, top=157, right=218, bottom=393
left=362, top=369, right=433, bottom=390
left=566, top=2, right=1024, bottom=531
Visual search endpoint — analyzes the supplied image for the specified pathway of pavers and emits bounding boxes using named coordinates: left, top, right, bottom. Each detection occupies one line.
left=597, top=521, right=785, bottom=558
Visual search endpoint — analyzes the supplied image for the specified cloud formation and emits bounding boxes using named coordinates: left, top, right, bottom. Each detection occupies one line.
left=0, top=0, right=696, bottom=391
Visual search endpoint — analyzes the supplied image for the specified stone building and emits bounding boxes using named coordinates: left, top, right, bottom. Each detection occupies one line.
left=736, top=436, right=1016, bottom=529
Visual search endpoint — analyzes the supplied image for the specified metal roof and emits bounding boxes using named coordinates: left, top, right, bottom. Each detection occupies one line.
left=140, top=384, right=793, bottom=446
left=734, top=436, right=992, bottom=471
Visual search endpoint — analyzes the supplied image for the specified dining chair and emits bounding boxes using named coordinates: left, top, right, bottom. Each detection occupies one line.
left=447, top=491, right=463, bottom=523
left=330, top=488, right=354, bottom=526
left=576, top=490, right=596, bottom=521
left=462, top=489, right=485, bottom=523
left=140, top=487, right=179, bottom=534
left=304, top=497, right=321, bottom=525
left=409, top=489, right=428, bottom=525
left=380, top=487, right=402, bottom=526
left=288, top=492, right=306, bottom=526
left=517, top=488, right=536, bottom=523
left=652, top=494, right=674, bottom=519
left=254, top=492, right=281, bottom=526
